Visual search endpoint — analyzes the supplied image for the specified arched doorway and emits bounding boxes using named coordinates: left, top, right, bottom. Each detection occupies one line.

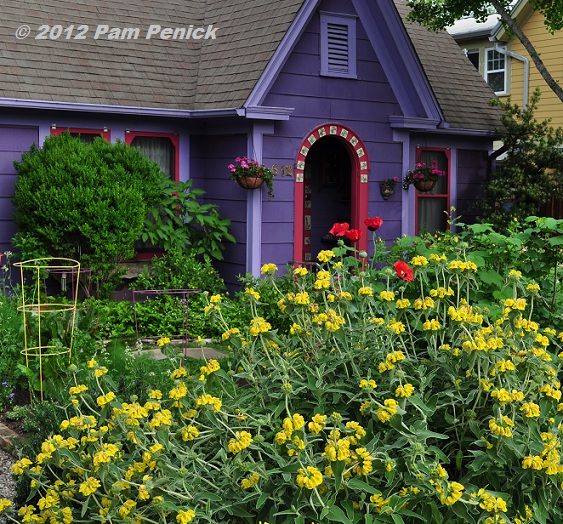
left=293, top=123, right=370, bottom=262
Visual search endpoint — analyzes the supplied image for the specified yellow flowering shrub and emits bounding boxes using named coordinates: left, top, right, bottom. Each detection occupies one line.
left=4, top=231, right=563, bottom=524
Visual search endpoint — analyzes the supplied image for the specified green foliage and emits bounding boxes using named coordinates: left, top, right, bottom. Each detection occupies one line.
left=6, top=227, right=563, bottom=524
left=479, top=89, right=563, bottom=231
left=405, top=1, right=563, bottom=103
left=132, top=250, right=226, bottom=294
left=0, top=296, right=24, bottom=390
left=12, top=132, right=164, bottom=297
left=141, top=178, right=235, bottom=260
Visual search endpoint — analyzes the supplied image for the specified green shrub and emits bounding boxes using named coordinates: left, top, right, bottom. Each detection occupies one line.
left=12, top=133, right=164, bottom=297
left=141, top=179, right=235, bottom=260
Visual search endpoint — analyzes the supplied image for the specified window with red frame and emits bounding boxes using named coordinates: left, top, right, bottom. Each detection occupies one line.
left=415, top=148, right=450, bottom=235
left=50, top=127, right=111, bottom=143
left=125, top=132, right=179, bottom=182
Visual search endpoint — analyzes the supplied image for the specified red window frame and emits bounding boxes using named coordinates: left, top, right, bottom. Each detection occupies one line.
left=124, top=131, right=180, bottom=182
left=50, top=127, right=111, bottom=141
left=414, top=147, right=451, bottom=235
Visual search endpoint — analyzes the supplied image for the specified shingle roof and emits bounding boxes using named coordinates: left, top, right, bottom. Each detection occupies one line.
left=0, top=0, right=501, bottom=131
left=0, top=0, right=301, bottom=110
left=395, top=0, right=502, bottom=132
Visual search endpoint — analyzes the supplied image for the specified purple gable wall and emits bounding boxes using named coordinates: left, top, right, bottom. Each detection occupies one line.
left=260, top=0, right=405, bottom=266
left=0, top=126, right=39, bottom=253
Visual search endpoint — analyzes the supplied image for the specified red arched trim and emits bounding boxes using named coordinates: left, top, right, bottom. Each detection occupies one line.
left=293, top=123, right=370, bottom=262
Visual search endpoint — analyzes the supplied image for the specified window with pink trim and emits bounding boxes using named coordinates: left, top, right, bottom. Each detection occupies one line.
left=415, top=147, right=450, bottom=235
left=125, top=131, right=179, bottom=182
left=50, top=127, right=111, bottom=142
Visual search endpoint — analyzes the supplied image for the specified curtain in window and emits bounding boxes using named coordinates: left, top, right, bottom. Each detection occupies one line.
left=131, top=136, right=175, bottom=179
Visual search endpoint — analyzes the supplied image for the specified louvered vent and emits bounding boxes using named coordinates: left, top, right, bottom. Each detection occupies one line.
left=326, top=22, right=349, bottom=74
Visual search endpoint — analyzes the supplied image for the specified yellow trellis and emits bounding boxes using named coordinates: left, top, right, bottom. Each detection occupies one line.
left=14, top=258, right=80, bottom=401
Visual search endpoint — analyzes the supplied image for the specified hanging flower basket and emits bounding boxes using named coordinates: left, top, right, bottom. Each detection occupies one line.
left=236, top=175, right=265, bottom=190
left=413, top=179, right=437, bottom=193
left=403, top=160, right=445, bottom=191
left=228, top=157, right=275, bottom=199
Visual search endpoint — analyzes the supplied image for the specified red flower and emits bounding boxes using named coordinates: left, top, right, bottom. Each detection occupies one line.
left=344, top=229, right=362, bottom=242
left=394, top=260, right=414, bottom=282
left=329, top=222, right=350, bottom=237
left=364, top=217, right=383, bottom=231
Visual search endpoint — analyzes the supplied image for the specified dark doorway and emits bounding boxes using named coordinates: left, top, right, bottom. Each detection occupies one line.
left=304, top=136, right=352, bottom=257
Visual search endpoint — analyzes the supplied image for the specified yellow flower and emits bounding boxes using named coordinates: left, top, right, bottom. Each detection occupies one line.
left=69, top=384, right=88, bottom=395
left=379, top=290, right=395, bottom=301
left=210, top=294, right=222, bottom=303
left=395, top=298, right=410, bottom=309
left=296, top=466, right=323, bottom=489
left=358, top=286, right=373, bottom=296
left=423, top=318, right=441, bottom=331
left=12, top=458, right=33, bottom=475
left=79, top=477, right=101, bottom=497
left=96, top=391, right=116, bottom=407
left=521, top=402, right=540, bottom=418
left=176, top=509, right=196, bottom=524
left=290, top=323, right=302, bottom=335
left=181, top=426, right=199, bottom=441
left=294, top=266, right=308, bottom=277
left=94, top=367, right=108, bottom=377
left=395, top=383, right=415, bottom=398
left=317, top=250, right=335, bottom=262
left=261, top=263, right=278, bottom=275
left=228, top=431, right=253, bottom=454
left=157, top=337, right=171, bottom=347
left=308, top=414, right=327, bottom=435
left=241, top=473, right=260, bottom=489
left=387, top=320, right=405, bottom=335
left=359, top=379, right=377, bottom=390
left=411, top=255, right=428, bottom=266
left=437, top=481, right=464, bottom=505
left=245, top=287, right=260, bottom=300
left=0, top=499, right=12, bottom=513
left=195, top=394, right=222, bottom=411
left=370, top=493, right=390, bottom=510
left=249, top=317, right=271, bottom=336
left=429, top=253, right=447, bottom=263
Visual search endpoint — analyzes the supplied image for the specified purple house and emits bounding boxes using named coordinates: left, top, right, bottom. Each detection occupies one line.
left=0, top=0, right=500, bottom=287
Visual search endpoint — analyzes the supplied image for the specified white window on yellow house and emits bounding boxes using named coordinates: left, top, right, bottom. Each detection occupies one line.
left=485, top=47, right=507, bottom=94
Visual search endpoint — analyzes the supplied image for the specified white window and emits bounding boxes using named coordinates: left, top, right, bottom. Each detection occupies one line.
left=320, top=13, right=357, bottom=78
left=485, top=48, right=507, bottom=94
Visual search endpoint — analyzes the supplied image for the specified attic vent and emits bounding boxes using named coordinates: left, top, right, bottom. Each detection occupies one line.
left=327, top=23, right=349, bottom=74
left=320, top=13, right=357, bottom=79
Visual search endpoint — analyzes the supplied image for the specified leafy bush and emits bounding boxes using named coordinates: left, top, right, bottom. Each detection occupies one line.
left=480, top=88, right=563, bottom=231
left=141, top=179, right=235, bottom=260
left=12, top=132, right=164, bottom=297
left=4, top=232, right=563, bottom=524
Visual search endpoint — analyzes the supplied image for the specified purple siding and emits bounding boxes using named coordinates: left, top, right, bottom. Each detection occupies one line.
left=456, top=149, right=488, bottom=224
left=0, top=126, right=39, bottom=253
left=190, top=133, right=249, bottom=289
left=261, top=0, right=404, bottom=265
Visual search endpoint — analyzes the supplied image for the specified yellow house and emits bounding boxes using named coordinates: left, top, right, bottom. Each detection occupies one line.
left=449, top=0, right=563, bottom=126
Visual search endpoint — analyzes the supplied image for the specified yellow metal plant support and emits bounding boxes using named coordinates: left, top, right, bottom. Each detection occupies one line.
left=15, top=258, right=80, bottom=401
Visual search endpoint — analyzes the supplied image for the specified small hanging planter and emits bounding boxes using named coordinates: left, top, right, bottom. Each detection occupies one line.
left=379, top=177, right=398, bottom=200
left=413, top=179, right=437, bottom=193
left=236, top=175, right=264, bottom=190
left=228, top=157, right=275, bottom=199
